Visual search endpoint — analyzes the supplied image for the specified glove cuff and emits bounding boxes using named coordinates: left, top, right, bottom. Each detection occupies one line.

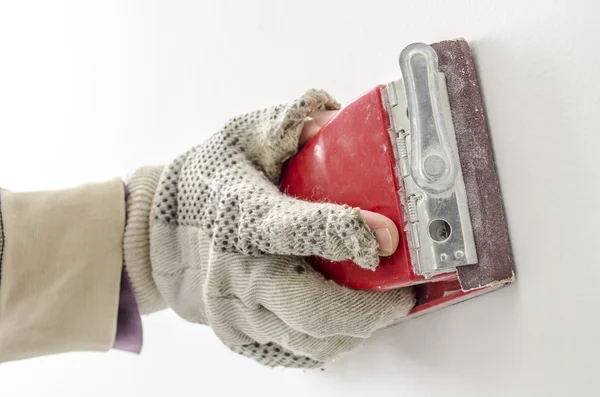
left=124, top=165, right=168, bottom=315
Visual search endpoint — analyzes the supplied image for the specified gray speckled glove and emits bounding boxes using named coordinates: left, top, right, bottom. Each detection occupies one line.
left=124, top=89, right=415, bottom=369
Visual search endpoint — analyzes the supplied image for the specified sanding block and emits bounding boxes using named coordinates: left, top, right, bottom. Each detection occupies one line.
left=279, top=39, right=515, bottom=317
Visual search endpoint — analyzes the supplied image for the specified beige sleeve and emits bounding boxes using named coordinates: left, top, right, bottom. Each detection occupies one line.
left=0, top=179, right=125, bottom=363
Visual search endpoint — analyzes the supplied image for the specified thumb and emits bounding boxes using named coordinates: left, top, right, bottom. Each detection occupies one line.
left=360, top=210, right=399, bottom=256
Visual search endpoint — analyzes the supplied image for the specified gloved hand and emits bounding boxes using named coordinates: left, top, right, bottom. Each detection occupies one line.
left=123, top=89, right=415, bottom=369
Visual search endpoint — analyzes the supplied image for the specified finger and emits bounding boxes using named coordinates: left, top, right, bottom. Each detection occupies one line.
left=248, top=257, right=415, bottom=339
left=215, top=176, right=398, bottom=268
left=204, top=255, right=365, bottom=362
left=360, top=210, right=399, bottom=256
left=234, top=189, right=381, bottom=270
left=207, top=292, right=363, bottom=363
left=246, top=90, right=340, bottom=181
left=299, top=110, right=338, bottom=147
left=206, top=254, right=415, bottom=361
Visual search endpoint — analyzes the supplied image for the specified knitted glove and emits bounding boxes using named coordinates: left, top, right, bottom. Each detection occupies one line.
left=124, top=89, right=415, bottom=368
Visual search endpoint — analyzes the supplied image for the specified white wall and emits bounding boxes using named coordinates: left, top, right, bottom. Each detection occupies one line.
left=1, top=1, right=598, bottom=396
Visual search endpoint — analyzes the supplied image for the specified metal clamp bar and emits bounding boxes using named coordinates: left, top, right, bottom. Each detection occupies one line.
left=385, top=43, right=478, bottom=278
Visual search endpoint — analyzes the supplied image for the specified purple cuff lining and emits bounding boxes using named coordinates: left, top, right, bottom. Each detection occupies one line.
left=112, top=182, right=144, bottom=353
left=113, top=269, right=143, bottom=353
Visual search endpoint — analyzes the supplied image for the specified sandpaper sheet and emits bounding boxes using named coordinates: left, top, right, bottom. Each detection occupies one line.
left=431, top=39, right=515, bottom=290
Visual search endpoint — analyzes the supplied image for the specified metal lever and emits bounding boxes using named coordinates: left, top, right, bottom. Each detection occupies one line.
left=400, top=44, right=457, bottom=193
left=385, top=43, right=478, bottom=278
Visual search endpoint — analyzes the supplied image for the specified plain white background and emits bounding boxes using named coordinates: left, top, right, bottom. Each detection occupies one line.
left=0, top=1, right=598, bottom=396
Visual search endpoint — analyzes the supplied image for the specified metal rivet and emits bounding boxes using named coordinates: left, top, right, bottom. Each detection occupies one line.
left=424, top=155, right=446, bottom=176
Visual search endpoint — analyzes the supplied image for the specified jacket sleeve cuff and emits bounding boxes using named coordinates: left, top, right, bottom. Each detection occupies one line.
left=0, top=179, right=126, bottom=363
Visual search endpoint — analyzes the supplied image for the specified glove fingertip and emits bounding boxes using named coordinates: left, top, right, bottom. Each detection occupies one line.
left=353, top=245, right=380, bottom=271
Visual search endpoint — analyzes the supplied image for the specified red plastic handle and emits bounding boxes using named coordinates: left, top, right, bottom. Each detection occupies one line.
left=280, top=86, right=455, bottom=290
